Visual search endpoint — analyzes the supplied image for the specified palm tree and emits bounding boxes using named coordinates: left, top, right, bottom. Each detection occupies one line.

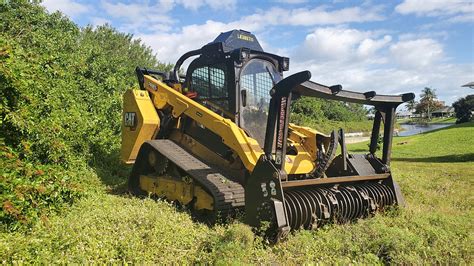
left=420, top=87, right=437, bottom=120
left=406, top=99, right=417, bottom=113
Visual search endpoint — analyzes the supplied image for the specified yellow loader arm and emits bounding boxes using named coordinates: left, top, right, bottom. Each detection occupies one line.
left=122, top=74, right=317, bottom=174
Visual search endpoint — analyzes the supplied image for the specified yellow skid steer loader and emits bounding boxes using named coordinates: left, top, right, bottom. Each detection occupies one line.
left=121, top=30, right=413, bottom=241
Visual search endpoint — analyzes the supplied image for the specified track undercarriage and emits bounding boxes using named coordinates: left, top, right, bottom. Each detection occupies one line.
left=129, top=140, right=245, bottom=221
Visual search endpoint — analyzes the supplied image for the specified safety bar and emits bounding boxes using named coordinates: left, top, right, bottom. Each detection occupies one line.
left=172, top=49, right=202, bottom=81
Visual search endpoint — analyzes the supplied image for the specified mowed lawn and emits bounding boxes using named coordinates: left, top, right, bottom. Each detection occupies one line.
left=1, top=122, right=473, bottom=264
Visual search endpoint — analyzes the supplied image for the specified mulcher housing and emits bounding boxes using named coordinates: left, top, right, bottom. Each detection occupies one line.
left=121, top=29, right=414, bottom=241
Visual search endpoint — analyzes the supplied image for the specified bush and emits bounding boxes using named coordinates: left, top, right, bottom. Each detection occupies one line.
left=290, top=97, right=369, bottom=132
left=292, top=97, right=367, bottom=123
left=0, top=145, right=84, bottom=231
left=453, top=95, right=473, bottom=124
left=0, top=1, right=170, bottom=230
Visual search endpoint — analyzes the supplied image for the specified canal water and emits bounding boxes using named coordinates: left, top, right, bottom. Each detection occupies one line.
left=397, top=123, right=454, bottom=137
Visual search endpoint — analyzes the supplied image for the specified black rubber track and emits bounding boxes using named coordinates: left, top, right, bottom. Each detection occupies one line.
left=135, top=140, right=245, bottom=217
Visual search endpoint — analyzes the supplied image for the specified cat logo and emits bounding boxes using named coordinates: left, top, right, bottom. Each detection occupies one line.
left=124, top=112, right=137, bottom=129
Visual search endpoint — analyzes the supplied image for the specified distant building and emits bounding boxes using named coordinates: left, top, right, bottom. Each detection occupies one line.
left=396, top=110, right=412, bottom=119
left=432, top=106, right=455, bottom=118
left=366, top=113, right=375, bottom=120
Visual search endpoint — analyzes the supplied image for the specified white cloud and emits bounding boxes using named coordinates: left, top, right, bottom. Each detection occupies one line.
left=90, top=17, right=111, bottom=27
left=186, top=0, right=237, bottom=11
left=101, top=0, right=174, bottom=21
left=123, top=4, right=470, bottom=105
left=447, top=13, right=474, bottom=23
left=206, top=0, right=237, bottom=10
left=240, top=6, right=384, bottom=27
left=137, top=4, right=385, bottom=61
left=176, top=0, right=202, bottom=10
left=357, top=36, right=392, bottom=58
left=295, top=27, right=391, bottom=62
left=389, top=39, right=443, bottom=69
left=398, top=31, right=449, bottom=41
left=100, top=0, right=238, bottom=33
left=139, top=22, right=472, bottom=104
left=395, top=0, right=473, bottom=23
left=101, top=0, right=176, bottom=33
left=287, top=29, right=471, bottom=105
left=42, top=0, right=90, bottom=18
left=287, top=6, right=384, bottom=25
left=274, top=0, right=308, bottom=4
left=290, top=59, right=472, bottom=105
left=396, top=0, right=472, bottom=16
left=103, top=0, right=236, bottom=17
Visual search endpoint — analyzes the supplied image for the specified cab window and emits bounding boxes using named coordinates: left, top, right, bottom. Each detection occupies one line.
left=239, top=59, right=281, bottom=146
left=190, top=64, right=229, bottom=111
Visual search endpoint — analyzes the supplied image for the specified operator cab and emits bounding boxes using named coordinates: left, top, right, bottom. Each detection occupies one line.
left=180, top=30, right=289, bottom=147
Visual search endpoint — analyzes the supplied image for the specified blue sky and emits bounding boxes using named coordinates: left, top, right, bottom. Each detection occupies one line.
left=41, top=0, right=474, bottom=105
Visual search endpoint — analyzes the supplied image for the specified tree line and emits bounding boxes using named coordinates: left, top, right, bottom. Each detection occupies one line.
left=405, top=87, right=472, bottom=123
left=0, top=1, right=171, bottom=229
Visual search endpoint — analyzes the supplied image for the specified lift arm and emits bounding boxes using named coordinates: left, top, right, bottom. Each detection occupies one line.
left=140, top=73, right=264, bottom=171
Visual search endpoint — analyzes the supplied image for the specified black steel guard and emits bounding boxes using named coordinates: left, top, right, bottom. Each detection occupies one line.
left=263, top=71, right=312, bottom=170
left=294, top=81, right=414, bottom=106
left=294, top=80, right=414, bottom=165
left=265, top=72, right=415, bottom=171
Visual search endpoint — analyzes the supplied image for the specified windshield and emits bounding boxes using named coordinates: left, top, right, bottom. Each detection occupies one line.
left=240, top=59, right=282, bottom=146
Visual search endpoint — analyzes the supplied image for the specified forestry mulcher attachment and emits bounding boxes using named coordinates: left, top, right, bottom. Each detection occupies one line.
left=121, top=30, right=414, bottom=241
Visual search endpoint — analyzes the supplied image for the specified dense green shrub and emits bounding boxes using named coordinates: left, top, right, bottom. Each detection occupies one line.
left=453, top=94, right=473, bottom=123
left=291, top=96, right=369, bottom=132
left=0, top=145, right=85, bottom=231
left=0, top=1, right=170, bottom=230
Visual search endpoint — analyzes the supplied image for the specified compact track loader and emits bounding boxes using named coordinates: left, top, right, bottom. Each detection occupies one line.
left=121, top=30, right=414, bottom=241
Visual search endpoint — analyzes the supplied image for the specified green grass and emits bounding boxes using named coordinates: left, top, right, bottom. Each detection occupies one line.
left=308, top=119, right=402, bottom=135
left=430, top=117, right=457, bottom=124
left=1, top=123, right=473, bottom=264
left=305, top=119, right=374, bottom=134
left=399, top=117, right=457, bottom=124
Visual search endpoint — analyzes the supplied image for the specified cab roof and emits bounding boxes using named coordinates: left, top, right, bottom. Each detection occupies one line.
left=209, top=29, right=263, bottom=53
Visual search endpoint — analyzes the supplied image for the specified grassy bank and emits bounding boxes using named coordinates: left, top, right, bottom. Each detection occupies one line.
left=2, top=122, right=473, bottom=264
left=398, top=117, right=457, bottom=125
left=304, top=119, right=374, bottom=134
left=309, top=119, right=402, bottom=135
